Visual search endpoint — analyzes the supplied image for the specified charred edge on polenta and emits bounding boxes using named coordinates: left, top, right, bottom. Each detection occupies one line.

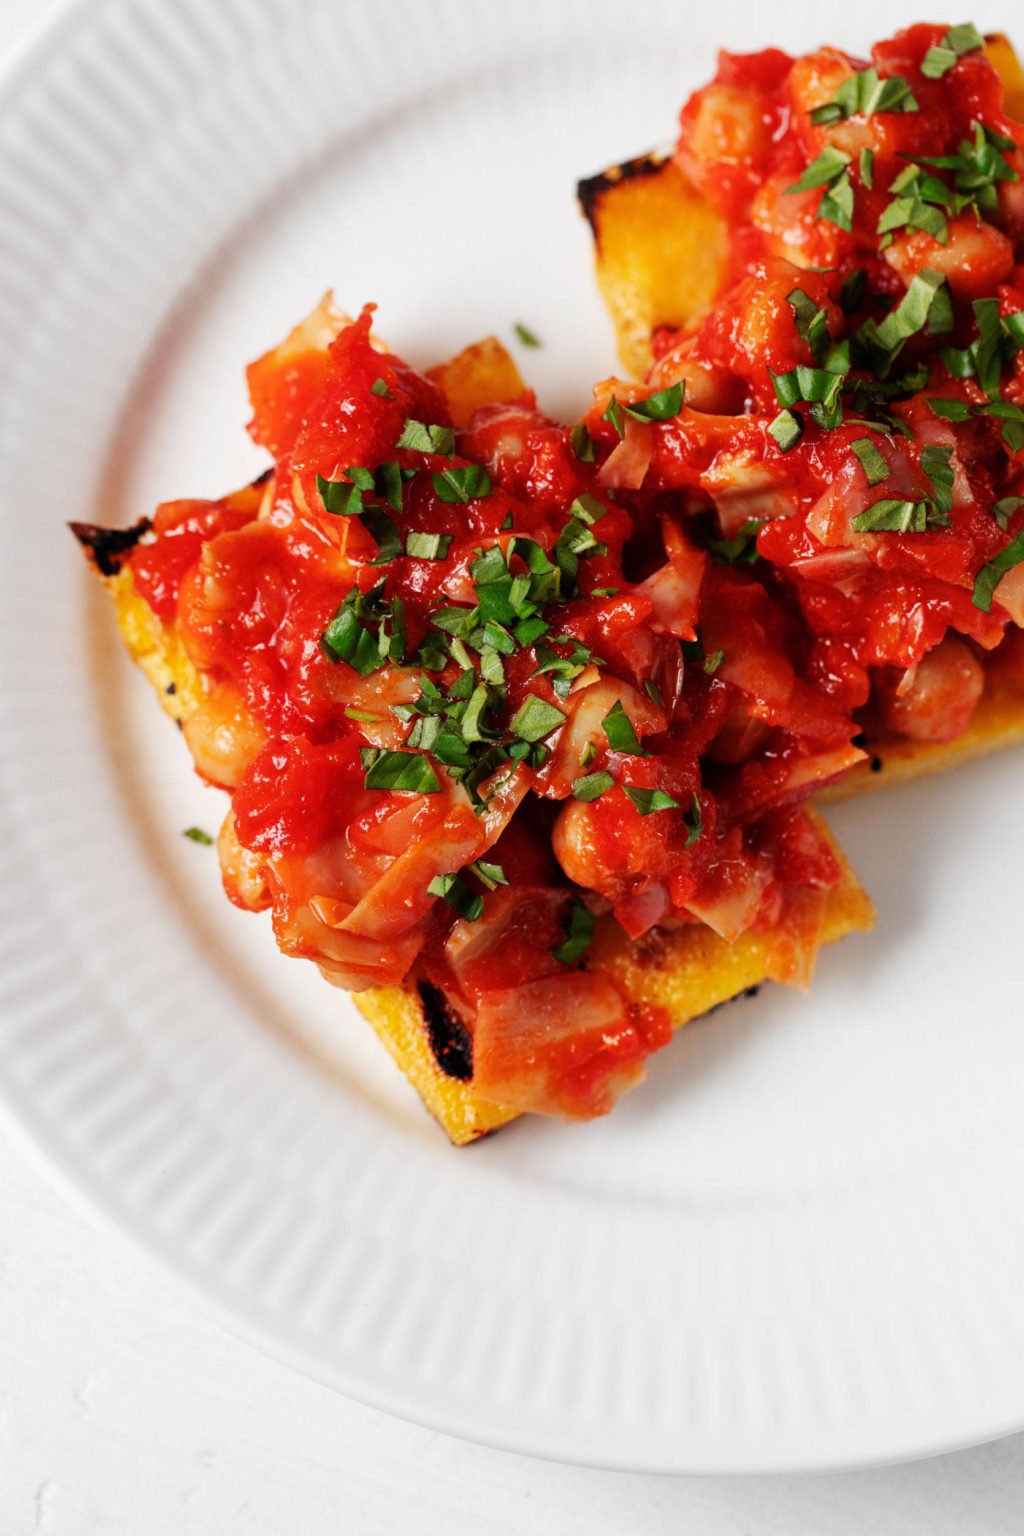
left=417, top=981, right=474, bottom=1081
left=576, top=152, right=669, bottom=237
left=70, top=518, right=151, bottom=576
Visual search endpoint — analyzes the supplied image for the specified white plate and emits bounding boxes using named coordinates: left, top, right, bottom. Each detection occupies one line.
left=2, top=0, right=1024, bottom=1476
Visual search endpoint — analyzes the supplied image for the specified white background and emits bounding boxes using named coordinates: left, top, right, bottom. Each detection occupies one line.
left=3, top=1, right=1024, bottom=1530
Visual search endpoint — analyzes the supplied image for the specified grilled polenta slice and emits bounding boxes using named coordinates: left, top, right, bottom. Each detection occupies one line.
left=76, top=523, right=872, bottom=1144
left=578, top=153, right=728, bottom=381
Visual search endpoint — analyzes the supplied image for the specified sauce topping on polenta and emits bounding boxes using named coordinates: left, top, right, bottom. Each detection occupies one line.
left=602, top=23, right=1024, bottom=747
left=126, top=302, right=853, bottom=1118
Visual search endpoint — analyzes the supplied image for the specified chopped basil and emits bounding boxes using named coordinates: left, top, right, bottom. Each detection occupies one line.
left=375, top=459, right=407, bottom=513
left=808, top=67, right=918, bottom=126
left=940, top=296, right=1022, bottom=399
left=406, top=531, right=454, bottom=560
left=920, top=443, right=955, bottom=518
left=710, top=516, right=766, bottom=564
left=510, top=695, right=565, bottom=743
left=551, top=900, right=596, bottom=966
left=570, top=423, right=597, bottom=462
left=469, top=859, right=508, bottom=890
left=787, top=289, right=830, bottom=363
left=318, top=469, right=371, bottom=517
left=428, top=872, right=484, bottom=922
left=982, top=400, right=1024, bottom=452
left=513, top=321, right=541, bottom=347
left=768, top=409, right=804, bottom=452
left=859, top=147, right=875, bottom=189
left=567, top=492, right=606, bottom=524
left=183, top=826, right=213, bottom=845
left=602, top=394, right=626, bottom=438
left=623, top=786, right=681, bottom=815
left=786, top=144, right=851, bottom=193
left=534, top=639, right=594, bottom=689
left=851, top=436, right=890, bottom=486
left=770, top=342, right=849, bottom=429
left=601, top=699, right=644, bottom=754
left=973, top=530, right=1024, bottom=611
left=683, top=792, right=704, bottom=848
left=361, top=506, right=402, bottom=566
left=433, top=464, right=492, bottom=503
left=397, top=418, right=455, bottom=455
left=572, top=770, right=615, bottom=802
left=820, top=169, right=855, bottom=232
left=917, top=121, right=1019, bottom=221
left=643, top=678, right=664, bottom=708
left=993, top=496, right=1024, bottom=529
left=857, top=269, right=952, bottom=375
left=321, top=583, right=405, bottom=675
left=515, top=614, right=548, bottom=647
left=926, top=396, right=973, bottom=422
left=877, top=164, right=953, bottom=246
left=623, top=382, right=685, bottom=422
left=344, top=707, right=380, bottom=723
left=840, top=269, right=867, bottom=313
left=362, top=749, right=441, bottom=793
left=851, top=498, right=928, bottom=533
left=704, top=649, right=725, bottom=675
left=921, top=22, right=985, bottom=79
left=371, top=377, right=392, bottom=397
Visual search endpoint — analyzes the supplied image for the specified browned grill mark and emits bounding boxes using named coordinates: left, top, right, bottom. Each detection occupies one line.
left=576, top=152, right=668, bottom=235
left=69, top=518, right=151, bottom=576
left=417, top=981, right=474, bottom=1081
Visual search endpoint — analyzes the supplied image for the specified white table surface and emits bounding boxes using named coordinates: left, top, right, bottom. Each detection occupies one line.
left=4, top=1, right=1024, bottom=1529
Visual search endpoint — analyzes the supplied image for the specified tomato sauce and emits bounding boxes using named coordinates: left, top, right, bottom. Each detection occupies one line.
left=609, top=24, right=1024, bottom=736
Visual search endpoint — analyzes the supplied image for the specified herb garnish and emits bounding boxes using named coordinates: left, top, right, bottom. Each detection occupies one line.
left=710, top=517, right=766, bottom=564
left=623, top=382, right=686, bottom=422
left=572, top=770, right=616, bottom=802
left=809, top=67, right=919, bottom=126
left=941, top=298, right=1024, bottom=399
left=321, top=581, right=406, bottom=675
left=787, top=289, right=831, bottom=363
left=428, top=872, right=485, bottom=922
left=921, top=22, right=985, bottom=79
left=406, top=531, right=454, bottom=560
left=851, top=437, right=889, bottom=486
left=770, top=343, right=850, bottom=429
left=514, top=322, right=541, bottom=347
left=469, top=859, right=508, bottom=890
left=786, top=145, right=854, bottom=230
left=570, top=423, right=597, bottom=462
left=551, top=900, right=597, bottom=965
left=361, top=748, right=441, bottom=793
left=623, top=786, right=681, bottom=815
left=603, top=395, right=626, bottom=438
left=183, top=827, right=213, bottom=845
left=601, top=699, right=644, bottom=754
left=397, top=419, right=455, bottom=455
left=856, top=269, right=952, bottom=375
left=768, top=409, right=804, bottom=451
left=993, top=497, right=1024, bottom=529
left=510, top=695, right=566, bottom=743
left=973, top=530, right=1024, bottom=611
left=433, top=464, right=492, bottom=503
